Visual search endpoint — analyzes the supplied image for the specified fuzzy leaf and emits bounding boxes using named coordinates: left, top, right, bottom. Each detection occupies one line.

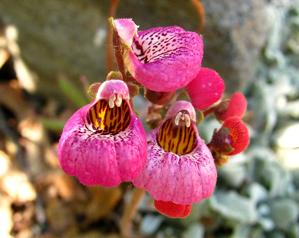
left=210, top=191, right=258, bottom=223
left=270, top=199, right=299, bottom=230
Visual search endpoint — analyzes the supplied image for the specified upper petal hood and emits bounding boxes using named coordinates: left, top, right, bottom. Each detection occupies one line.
left=113, top=19, right=204, bottom=92
left=113, top=18, right=138, bottom=47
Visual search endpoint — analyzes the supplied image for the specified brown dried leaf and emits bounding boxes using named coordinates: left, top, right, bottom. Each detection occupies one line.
left=19, top=117, right=45, bottom=142
left=36, top=171, right=77, bottom=201
left=0, top=196, right=13, bottom=238
left=0, top=170, right=36, bottom=202
left=0, top=150, right=11, bottom=178
left=0, top=81, right=29, bottom=119
left=0, top=48, right=10, bottom=68
left=45, top=145, right=59, bottom=168
left=12, top=202, right=35, bottom=235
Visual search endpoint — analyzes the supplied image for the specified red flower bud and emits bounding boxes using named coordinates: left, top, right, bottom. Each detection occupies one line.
left=186, top=67, right=225, bottom=110
left=209, top=117, right=249, bottom=156
left=223, top=117, right=249, bottom=155
left=214, top=92, right=247, bottom=121
left=154, top=200, right=192, bottom=218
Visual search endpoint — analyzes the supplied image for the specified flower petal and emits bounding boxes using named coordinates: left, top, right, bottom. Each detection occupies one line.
left=186, top=67, right=225, bottom=110
left=115, top=116, right=147, bottom=181
left=124, top=25, right=203, bottom=92
left=113, top=18, right=138, bottom=47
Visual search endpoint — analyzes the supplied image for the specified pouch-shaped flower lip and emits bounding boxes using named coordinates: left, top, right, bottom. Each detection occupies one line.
left=133, top=101, right=217, bottom=205
left=113, top=18, right=204, bottom=92
left=154, top=200, right=192, bottom=218
left=58, top=80, right=147, bottom=187
left=186, top=67, right=225, bottom=110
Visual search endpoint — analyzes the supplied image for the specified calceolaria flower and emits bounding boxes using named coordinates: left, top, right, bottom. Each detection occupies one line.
left=133, top=101, right=217, bottom=218
left=58, top=79, right=147, bottom=187
left=113, top=18, right=204, bottom=92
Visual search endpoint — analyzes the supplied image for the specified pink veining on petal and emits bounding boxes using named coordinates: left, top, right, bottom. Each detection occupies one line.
left=166, top=100, right=196, bottom=122
left=113, top=18, right=138, bottom=47
left=187, top=67, right=225, bottom=110
left=122, top=24, right=203, bottom=92
left=96, top=79, right=130, bottom=100
left=114, top=115, right=147, bottom=181
left=58, top=105, right=89, bottom=176
left=133, top=126, right=217, bottom=205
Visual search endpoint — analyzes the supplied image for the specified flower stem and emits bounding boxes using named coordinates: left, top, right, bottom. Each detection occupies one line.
left=120, top=188, right=145, bottom=238
left=106, top=0, right=120, bottom=71
left=112, top=26, right=126, bottom=81
left=190, top=0, right=205, bottom=33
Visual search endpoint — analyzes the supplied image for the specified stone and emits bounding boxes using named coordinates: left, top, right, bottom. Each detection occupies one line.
left=0, top=0, right=277, bottom=95
left=202, top=0, right=272, bottom=91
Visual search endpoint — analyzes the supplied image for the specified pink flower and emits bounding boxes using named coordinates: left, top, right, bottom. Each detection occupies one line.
left=133, top=101, right=217, bottom=210
left=58, top=80, right=147, bottom=187
left=113, top=18, right=204, bottom=92
left=186, top=67, right=225, bottom=110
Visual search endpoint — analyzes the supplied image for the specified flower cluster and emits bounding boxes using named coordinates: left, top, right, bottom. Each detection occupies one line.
left=58, top=18, right=250, bottom=218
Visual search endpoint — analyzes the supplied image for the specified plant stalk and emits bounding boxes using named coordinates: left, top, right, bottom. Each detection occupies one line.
left=120, top=188, right=145, bottom=238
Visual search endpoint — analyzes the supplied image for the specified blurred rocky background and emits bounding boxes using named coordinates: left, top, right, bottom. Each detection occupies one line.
left=0, top=0, right=299, bottom=237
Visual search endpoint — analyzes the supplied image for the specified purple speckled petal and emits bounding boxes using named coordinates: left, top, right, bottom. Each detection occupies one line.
left=133, top=128, right=217, bottom=205
left=114, top=19, right=203, bottom=92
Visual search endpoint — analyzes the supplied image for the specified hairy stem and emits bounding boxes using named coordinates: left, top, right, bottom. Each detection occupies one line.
left=106, top=0, right=120, bottom=71
left=112, top=27, right=127, bottom=81
left=190, top=0, right=206, bottom=33
left=120, top=188, right=145, bottom=238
